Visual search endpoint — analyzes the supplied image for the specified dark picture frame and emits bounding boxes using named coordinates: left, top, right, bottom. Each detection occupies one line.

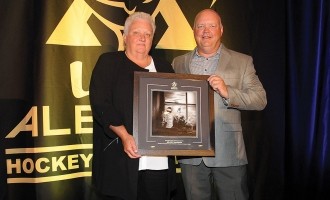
left=133, top=71, right=215, bottom=156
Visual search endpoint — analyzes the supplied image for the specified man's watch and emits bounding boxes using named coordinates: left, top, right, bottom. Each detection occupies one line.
left=222, top=97, right=229, bottom=106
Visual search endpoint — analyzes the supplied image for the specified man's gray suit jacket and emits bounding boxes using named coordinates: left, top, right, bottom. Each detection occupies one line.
left=172, top=45, right=267, bottom=167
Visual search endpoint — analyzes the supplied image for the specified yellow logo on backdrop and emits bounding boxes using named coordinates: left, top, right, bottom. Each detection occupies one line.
left=46, top=0, right=216, bottom=50
left=6, top=145, right=93, bottom=183
left=5, top=106, right=93, bottom=183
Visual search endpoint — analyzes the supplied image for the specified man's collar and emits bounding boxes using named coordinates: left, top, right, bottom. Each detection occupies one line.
left=194, top=44, right=222, bottom=58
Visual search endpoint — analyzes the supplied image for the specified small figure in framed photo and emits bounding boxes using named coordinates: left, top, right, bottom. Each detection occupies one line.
left=163, top=107, right=174, bottom=128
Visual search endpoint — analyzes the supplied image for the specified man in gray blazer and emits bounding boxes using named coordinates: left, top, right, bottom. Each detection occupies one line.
left=172, top=9, right=267, bottom=200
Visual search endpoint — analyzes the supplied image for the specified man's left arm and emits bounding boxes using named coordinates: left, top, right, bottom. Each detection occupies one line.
left=226, top=56, right=267, bottom=110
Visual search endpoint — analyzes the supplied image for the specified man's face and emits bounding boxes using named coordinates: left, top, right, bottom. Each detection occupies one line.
left=193, top=10, right=223, bottom=55
left=124, top=19, right=153, bottom=55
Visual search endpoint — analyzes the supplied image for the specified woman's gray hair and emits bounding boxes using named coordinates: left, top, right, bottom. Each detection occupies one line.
left=123, top=12, right=156, bottom=35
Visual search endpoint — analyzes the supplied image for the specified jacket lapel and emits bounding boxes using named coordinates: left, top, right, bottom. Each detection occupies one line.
left=215, top=45, right=231, bottom=74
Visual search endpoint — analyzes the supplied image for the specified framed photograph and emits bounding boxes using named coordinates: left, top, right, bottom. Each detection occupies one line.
left=133, top=71, right=215, bottom=156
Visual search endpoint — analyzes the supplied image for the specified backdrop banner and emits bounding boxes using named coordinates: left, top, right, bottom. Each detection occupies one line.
left=0, top=1, right=214, bottom=199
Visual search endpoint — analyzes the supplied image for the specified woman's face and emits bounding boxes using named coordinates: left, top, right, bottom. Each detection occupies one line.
left=124, top=19, right=153, bottom=55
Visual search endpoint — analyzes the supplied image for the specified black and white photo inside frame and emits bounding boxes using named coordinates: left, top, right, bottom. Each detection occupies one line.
left=153, top=90, right=197, bottom=137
